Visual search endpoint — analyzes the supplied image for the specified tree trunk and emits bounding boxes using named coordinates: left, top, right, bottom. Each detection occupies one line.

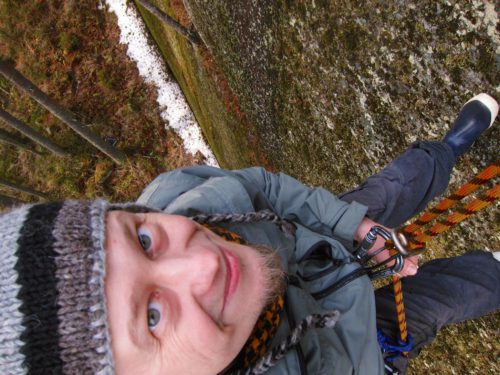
left=0, top=127, right=42, bottom=155
left=0, top=178, right=48, bottom=200
left=0, top=59, right=125, bottom=164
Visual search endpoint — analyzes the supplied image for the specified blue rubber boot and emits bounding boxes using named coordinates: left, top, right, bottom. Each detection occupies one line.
left=443, top=93, right=498, bottom=157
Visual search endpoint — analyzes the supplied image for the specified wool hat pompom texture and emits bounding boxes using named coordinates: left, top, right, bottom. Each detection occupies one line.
left=0, top=200, right=114, bottom=375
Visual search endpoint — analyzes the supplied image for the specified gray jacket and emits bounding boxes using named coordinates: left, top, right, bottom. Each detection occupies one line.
left=137, top=166, right=385, bottom=374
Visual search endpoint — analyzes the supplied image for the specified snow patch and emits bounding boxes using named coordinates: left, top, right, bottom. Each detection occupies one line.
left=104, top=0, right=219, bottom=167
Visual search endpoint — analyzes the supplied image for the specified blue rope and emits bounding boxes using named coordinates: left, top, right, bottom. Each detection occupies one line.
left=377, top=329, right=413, bottom=361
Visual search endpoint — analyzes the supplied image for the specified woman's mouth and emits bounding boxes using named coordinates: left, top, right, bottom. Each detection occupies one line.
left=221, top=248, right=240, bottom=309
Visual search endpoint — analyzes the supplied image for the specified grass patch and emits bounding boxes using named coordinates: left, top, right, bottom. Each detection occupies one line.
left=0, top=0, right=198, bottom=206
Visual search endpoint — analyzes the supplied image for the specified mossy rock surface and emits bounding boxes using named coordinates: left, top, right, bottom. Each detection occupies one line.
left=184, top=0, right=498, bottom=183
left=136, top=0, right=272, bottom=168
left=141, top=2, right=498, bottom=372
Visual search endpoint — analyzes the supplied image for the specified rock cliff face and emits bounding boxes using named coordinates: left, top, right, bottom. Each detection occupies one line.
left=139, top=2, right=498, bottom=372
left=141, top=0, right=499, bottom=245
left=180, top=0, right=498, bottom=248
left=185, top=0, right=498, bottom=185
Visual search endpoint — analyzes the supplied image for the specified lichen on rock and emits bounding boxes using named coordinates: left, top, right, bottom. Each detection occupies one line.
left=185, top=0, right=497, bottom=187
left=180, top=0, right=500, bottom=261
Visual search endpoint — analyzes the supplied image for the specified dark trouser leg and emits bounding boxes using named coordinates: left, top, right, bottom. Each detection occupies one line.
left=375, top=251, right=500, bottom=374
left=340, top=141, right=455, bottom=227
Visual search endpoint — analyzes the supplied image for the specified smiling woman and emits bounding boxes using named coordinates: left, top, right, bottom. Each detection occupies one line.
left=104, top=211, right=282, bottom=375
left=0, top=98, right=499, bottom=375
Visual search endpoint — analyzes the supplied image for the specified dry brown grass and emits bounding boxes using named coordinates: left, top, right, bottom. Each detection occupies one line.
left=0, top=0, right=199, bottom=204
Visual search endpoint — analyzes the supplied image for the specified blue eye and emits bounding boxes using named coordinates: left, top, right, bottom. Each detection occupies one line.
left=138, top=227, right=152, bottom=252
left=147, top=301, right=161, bottom=330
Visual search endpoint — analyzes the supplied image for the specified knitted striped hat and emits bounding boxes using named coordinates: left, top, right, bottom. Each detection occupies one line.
left=0, top=198, right=303, bottom=374
left=0, top=200, right=114, bottom=375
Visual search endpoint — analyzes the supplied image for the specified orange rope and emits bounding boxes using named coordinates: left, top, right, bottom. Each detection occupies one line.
left=404, top=162, right=499, bottom=235
left=391, top=275, right=407, bottom=344
left=384, top=239, right=409, bottom=353
left=386, top=163, right=499, bottom=356
left=413, top=184, right=499, bottom=243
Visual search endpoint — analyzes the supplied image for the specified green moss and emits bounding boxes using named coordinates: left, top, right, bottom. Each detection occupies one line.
left=96, top=68, right=116, bottom=89
left=339, top=21, right=367, bottom=54
left=477, top=44, right=498, bottom=86
left=58, top=32, right=80, bottom=53
left=134, top=0, right=266, bottom=168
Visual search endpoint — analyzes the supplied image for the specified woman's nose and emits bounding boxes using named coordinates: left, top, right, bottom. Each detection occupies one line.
left=152, top=247, right=221, bottom=295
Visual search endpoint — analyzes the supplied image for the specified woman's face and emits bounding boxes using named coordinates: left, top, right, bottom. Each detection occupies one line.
left=104, top=211, right=282, bottom=374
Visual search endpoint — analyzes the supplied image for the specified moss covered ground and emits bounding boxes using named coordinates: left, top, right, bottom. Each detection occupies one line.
left=0, top=0, right=200, bottom=204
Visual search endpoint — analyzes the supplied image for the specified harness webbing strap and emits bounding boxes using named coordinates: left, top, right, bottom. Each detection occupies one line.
left=377, top=329, right=413, bottom=360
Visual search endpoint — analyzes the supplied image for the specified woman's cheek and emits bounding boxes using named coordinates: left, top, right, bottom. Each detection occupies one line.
left=189, top=312, right=241, bottom=365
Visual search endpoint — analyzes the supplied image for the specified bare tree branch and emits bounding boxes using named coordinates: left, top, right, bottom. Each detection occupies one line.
left=0, top=59, right=125, bottom=164
left=134, top=0, right=201, bottom=44
left=0, top=109, right=67, bottom=156
left=0, top=178, right=48, bottom=200
left=0, top=127, right=42, bottom=155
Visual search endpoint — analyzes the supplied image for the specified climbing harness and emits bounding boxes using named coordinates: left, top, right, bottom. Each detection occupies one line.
left=277, top=162, right=497, bottom=374
left=300, top=162, right=499, bottom=368
left=363, top=161, right=499, bottom=365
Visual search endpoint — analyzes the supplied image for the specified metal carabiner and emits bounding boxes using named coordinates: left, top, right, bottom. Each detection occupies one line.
left=367, top=252, right=405, bottom=280
left=354, top=225, right=392, bottom=261
left=390, top=228, right=426, bottom=257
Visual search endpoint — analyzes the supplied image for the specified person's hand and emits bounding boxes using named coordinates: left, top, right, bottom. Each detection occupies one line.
left=354, top=217, right=419, bottom=277
left=399, top=254, right=419, bottom=277
left=369, top=228, right=419, bottom=277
